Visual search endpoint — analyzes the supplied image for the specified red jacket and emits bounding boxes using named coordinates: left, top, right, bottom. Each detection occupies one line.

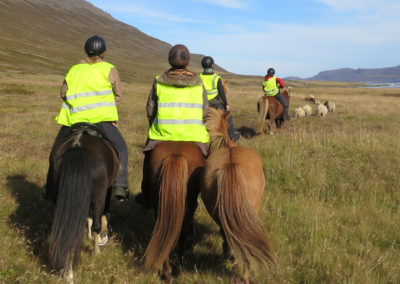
left=265, top=76, right=284, bottom=88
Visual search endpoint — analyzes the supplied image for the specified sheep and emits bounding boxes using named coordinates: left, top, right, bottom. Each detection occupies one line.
left=302, top=104, right=312, bottom=116
left=304, top=94, right=315, bottom=103
left=293, top=107, right=306, bottom=118
left=324, top=100, right=336, bottom=112
left=316, top=102, right=328, bottom=117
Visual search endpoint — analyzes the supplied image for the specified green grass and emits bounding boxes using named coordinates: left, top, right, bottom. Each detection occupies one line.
left=0, top=72, right=399, bottom=283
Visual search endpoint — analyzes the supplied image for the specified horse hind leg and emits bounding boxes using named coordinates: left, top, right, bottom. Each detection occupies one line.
left=62, top=260, right=74, bottom=284
left=87, top=218, right=93, bottom=241
left=98, top=215, right=109, bottom=247
left=162, top=259, right=172, bottom=284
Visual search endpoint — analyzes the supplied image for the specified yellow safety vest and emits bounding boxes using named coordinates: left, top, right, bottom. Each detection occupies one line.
left=263, top=77, right=279, bottom=96
left=200, top=73, right=221, bottom=100
left=55, top=61, right=118, bottom=126
left=148, top=76, right=210, bottom=143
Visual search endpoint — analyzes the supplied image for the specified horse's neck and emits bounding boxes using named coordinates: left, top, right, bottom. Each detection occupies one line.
left=208, top=134, right=235, bottom=154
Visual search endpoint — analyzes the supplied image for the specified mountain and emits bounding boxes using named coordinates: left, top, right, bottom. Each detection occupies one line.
left=287, top=65, right=400, bottom=83
left=0, top=0, right=225, bottom=82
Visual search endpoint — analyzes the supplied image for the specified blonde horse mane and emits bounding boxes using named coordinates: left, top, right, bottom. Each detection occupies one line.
left=204, top=108, right=231, bottom=153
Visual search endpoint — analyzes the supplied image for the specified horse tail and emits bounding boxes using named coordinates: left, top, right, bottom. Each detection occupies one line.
left=256, top=96, right=268, bottom=134
left=144, top=154, right=188, bottom=272
left=217, top=161, right=274, bottom=274
left=49, top=147, right=91, bottom=272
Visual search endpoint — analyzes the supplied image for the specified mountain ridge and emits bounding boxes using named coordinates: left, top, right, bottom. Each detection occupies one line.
left=286, top=65, right=400, bottom=83
left=0, top=0, right=225, bottom=82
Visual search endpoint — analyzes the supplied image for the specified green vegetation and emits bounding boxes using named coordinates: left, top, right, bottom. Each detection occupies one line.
left=0, top=72, right=399, bottom=283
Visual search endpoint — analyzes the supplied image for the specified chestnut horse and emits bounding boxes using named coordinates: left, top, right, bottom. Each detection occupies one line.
left=142, top=141, right=205, bottom=283
left=202, top=108, right=274, bottom=283
left=47, top=124, right=119, bottom=283
left=256, top=89, right=290, bottom=135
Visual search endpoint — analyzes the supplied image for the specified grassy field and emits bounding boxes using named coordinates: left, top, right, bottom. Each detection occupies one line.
left=0, top=70, right=399, bottom=283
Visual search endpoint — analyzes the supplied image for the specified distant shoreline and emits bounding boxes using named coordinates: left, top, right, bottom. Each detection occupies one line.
left=363, top=82, right=400, bottom=88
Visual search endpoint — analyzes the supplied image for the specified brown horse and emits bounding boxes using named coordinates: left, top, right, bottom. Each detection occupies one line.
left=142, top=141, right=205, bottom=283
left=256, top=89, right=290, bottom=135
left=202, top=108, right=274, bottom=283
left=47, top=124, right=119, bottom=283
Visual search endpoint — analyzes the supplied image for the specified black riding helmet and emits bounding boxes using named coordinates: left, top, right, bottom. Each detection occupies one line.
left=267, top=67, right=275, bottom=76
left=201, top=56, right=214, bottom=68
left=84, top=35, right=107, bottom=57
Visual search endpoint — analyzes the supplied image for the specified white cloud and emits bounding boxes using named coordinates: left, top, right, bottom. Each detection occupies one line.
left=313, top=0, right=399, bottom=12
left=96, top=4, right=206, bottom=23
left=188, top=19, right=400, bottom=77
left=196, top=0, right=247, bottom=9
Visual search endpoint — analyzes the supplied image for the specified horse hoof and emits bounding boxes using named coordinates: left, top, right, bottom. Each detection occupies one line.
left=98, top=234, right=108, bottom=246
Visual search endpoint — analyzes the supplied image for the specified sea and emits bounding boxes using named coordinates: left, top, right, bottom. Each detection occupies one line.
left=363, top=82, right=400, bottom=89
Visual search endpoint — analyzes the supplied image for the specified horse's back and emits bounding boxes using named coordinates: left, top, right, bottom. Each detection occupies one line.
left=151, top=141, right=205, bottom=172
left=52, top=134, right=118, bottom=189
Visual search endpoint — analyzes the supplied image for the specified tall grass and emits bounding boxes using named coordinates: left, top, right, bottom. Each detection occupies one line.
left=0, top=71, right=399, bottom=283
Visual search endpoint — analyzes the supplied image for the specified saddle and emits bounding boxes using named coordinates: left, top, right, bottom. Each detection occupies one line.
left=68, top=123, right=118, bottom=157
left=70, top=122, right=104, bottom=138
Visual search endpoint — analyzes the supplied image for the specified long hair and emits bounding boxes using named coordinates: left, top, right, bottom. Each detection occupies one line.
left=48, top=147, right=91, bottom=272
left=144, top=154, right=188, bottom=272
left=256, top=96, right=269, bottom=134
left=216, top=158, right=274, bottom=275
left=205, top=107, right=231, bottom=153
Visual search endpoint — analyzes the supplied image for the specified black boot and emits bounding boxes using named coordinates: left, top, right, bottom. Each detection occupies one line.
left=283, top=107, right=291, bottom=121
left=114, top=186, right=130, bottom=202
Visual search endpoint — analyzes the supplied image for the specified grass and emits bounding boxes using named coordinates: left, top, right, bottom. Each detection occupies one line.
left=0, top=71, right=399, bottom=283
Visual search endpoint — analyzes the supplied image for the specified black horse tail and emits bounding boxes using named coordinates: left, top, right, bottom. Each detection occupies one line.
left=49, top=147, right=91, bottom=272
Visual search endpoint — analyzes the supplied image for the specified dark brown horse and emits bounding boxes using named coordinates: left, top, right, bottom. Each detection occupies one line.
left=47, top=125, right=119, bottom=283
left=142, top=141, right=205, bottom=283
left=202, top=108, right=274, bottom=283
left=256, top=89, right=290, bottom=135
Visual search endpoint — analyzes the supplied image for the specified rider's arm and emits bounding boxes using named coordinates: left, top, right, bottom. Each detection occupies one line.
left=146, top=79, right=158, bottom=127
left=109, top=67, right=122, bottom=104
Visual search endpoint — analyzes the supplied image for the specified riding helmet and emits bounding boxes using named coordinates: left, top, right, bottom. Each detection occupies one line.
left=168, top=44, right=190, bottom=68
left=267, top=67, right=275, bottom=76
left=84, top=35, right=107, bottom=57
left=201, top=56, right=214, bottom=68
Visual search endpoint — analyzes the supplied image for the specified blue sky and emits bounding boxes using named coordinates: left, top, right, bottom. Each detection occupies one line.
left=87, top=0, right=400, bottom=78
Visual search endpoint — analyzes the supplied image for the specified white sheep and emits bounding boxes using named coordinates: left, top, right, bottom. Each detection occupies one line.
left=304, top=94, right=315, bottom=103
left=302, top=104, right=312, bottom=116
left=316, top=102, right=328, bottom=117
left=294, top=107, right=306, bottom=118
left=324, top=100, right=336, bottom=112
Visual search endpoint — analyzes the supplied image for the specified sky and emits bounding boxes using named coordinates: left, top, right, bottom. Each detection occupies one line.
left=86, top=0, right=400, bottom=78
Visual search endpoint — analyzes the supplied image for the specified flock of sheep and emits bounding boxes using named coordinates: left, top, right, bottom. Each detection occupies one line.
left=293, top=94, right=336, bottom=118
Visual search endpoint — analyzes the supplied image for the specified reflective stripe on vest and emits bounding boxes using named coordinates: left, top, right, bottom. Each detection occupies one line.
left=200, top=73, right=221, bottom=100
left=55, top=62, right=118, bottom=126
left=148, top=77, right=210, bottom=143
left=263, top=76, right=279, bottom=96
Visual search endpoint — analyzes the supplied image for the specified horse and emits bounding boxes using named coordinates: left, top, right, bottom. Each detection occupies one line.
left=202, top=108, right=275, bottom=283
left=142, top=141, right=205, bottom=283
left=47, top=124, right=119, bottom=283
left=256, top=89, right=290, bottom=135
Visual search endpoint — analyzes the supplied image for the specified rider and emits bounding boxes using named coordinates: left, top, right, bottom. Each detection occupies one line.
left=42, top=35, right=130, bottom=202
left=263, top=67, right=291, bottom=121
left=135, top=44, right=210, bottom=208
left=200, top=56, right=240, bottom=142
